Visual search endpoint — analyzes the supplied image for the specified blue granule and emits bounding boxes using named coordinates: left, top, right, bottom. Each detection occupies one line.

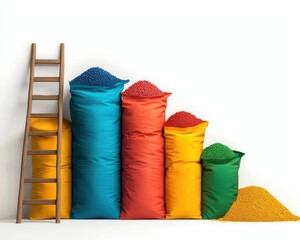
left=71, top=67, right=125, bottom=86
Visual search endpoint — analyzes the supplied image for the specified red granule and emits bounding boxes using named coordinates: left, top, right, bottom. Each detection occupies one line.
left=122, top=80, right=165, bottom=97
left=165, top=111, right=203, bottom=128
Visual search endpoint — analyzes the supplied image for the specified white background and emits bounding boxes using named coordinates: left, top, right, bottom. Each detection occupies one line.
left=0, top=0, right=299, bottom=238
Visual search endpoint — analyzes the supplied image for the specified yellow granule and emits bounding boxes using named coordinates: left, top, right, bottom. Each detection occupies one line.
left=220, top=186, right=300, bottom=222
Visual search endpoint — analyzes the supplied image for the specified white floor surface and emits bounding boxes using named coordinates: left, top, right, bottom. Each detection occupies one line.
left=0, top=219, right=299, bottom=240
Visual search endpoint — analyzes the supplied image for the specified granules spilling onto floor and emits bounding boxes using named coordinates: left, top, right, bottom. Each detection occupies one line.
left=164, top=111, right=203, bottom=128
left=201, top=143, right=237, bottom=161
left=122, top=80, right=164, bottom=97
left=220, top=186, right=300, bottom=222
left=71, top=67, right=125, bottom=86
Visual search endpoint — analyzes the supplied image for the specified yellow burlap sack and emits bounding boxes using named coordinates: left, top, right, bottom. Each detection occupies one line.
left=164, top=121, right=208, bottom=219
left=29, top=118, right=72, bottom=219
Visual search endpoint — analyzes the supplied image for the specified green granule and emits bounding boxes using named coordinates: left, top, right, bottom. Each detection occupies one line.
left=201, top=143, right=236, bottom=161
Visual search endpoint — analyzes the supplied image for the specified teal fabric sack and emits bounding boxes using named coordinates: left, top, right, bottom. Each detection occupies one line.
left=70, top=72, right=129, bottom=219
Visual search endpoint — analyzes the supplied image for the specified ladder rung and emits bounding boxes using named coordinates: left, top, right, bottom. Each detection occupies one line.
left=29, top=131, right=57, bottom=136
left=34, top=77, right=60, bottom=82
left=35, top=59, right=60, bottom=64
left=31, top=113, right=58, bottom=118
left=27, top=150, right=57, bottom=155
left=23, top=200, right=56, bottom=205
left=32, top=95, right=59, bottom=100
left=25, top=178, right=56, bottom=183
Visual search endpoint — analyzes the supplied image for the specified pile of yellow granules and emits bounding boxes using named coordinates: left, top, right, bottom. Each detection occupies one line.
left=220, top=186, right=300, bottom=222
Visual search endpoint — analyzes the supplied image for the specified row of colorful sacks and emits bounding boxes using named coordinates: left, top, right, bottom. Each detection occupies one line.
left=30, top=67, right=244, bottom=220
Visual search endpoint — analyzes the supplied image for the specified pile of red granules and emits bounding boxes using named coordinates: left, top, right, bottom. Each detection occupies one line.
left=122, top=80, right=164, bottom=97
left=165, top=111, right=203, bottom=128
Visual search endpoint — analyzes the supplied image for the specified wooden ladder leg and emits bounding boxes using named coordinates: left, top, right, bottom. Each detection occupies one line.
left=16, top=43, right=36, bottom=223
left=55, top=43, right=65, bottom=223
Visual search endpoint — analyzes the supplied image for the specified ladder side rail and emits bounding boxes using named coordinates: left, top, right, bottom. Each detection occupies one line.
left=16, top=43, right=36, bottom=223
left=55, top=43, right=64, bottom=223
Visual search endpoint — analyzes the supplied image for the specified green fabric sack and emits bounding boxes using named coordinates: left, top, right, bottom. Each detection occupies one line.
left=201, top=143, right=245, bottom=219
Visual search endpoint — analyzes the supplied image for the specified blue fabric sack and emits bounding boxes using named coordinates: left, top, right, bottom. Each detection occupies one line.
left=70, top=67, right=129, bottom=219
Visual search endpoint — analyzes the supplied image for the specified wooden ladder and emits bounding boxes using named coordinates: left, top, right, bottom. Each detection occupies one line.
left=16, top=43, right=65, bottom=223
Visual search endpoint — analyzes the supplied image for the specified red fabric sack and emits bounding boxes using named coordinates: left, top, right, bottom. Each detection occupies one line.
left=121, top=81, right=171, bottom=219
